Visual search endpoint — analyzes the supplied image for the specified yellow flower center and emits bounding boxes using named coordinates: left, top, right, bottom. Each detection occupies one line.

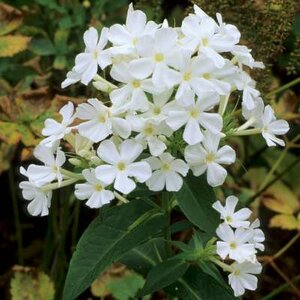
left=153, top=106, right=161, bottom=115
left=183, top=72, right=192, bottom=81
left=144, top=125, right=155, bottom=136
left=94, top=184, right=103, bottom=191
left=225, top=216, right=233, bottom=223
left=132, top=37, right=138, bottom=46
left=230, top=242, right=237, bottom=250
left=203, top=73, right=211, bottom=80
left=132, top=80, right=141, bottom=88
left=189, top=108, right=199, bottom=118
left=233, top=269, right=241, bottom=276
left=202, top=38, right=208, bottom=47
left=154, top=53, right=164, bottom=62
left=117, top=161, right=126, bottom=171
left=205, top=152, right=215, bottom=163
left=93, top=50, right=98, bottom=59
left=161, top=163, right=171, bottom=172
left=98, top=115, right=106, bottom=123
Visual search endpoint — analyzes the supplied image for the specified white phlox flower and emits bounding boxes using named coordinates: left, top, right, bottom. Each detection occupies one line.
left=75, top=169, right=114, bottom=208
left=76, top=98, right=131, bottom=143
left=19, top=167, right=52, bottom=217
left=129, top=27, right=181, bottom=88
left=249, top=219, right=265, bottom=251
left=231, top=45, right=264, bottom=69
left=128, top=116, right=172, bottom=156
left=166, top=91, right=222, bottom=145
left=228, top=261, right=262, bottom=297
left=212, top=195, right=252, bottom=228
left=61, top=67, right=82, bottom=88
left=260, top=105, right=289, bottom=147
left=41, top=102, right=75, bottom=147
left=145, top=152, right=189, bottom=191
left=95, top=139, right=152, bottom=194
left=184, top=131, right=236, bottom=186
left=25, top=145, right=66, bottom=186
left=108, top=3, right=158, bottom=56
left=241, top=96, right=264, bottom=126
left=216, top=223, right=255, bottom=263
left=110, top=62, right=158, bottom=112
left=72, top=27, right=111, bottom=85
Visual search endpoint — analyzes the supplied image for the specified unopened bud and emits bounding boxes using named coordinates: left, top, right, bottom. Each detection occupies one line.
left=90, top=156, right=102, bottom=166
left=69, top=158, right=82, bottom=167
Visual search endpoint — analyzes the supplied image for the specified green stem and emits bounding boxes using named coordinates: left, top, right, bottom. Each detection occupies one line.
left=209, top=257, right=232, bottom=273
left=232, top=128, right=261, bottom=136
left=258, top=146, right=288, bottom=191
left=60, top=168, right=84, bottom=180
left=9, top=166, right=24, bottom=265
left=41, top=178, right=78, bottom=192
left=162, top=192, right=172, bottom=256
left=266, top=76, right=300, bottom=98
left=273, top=232, right=300, bottom=260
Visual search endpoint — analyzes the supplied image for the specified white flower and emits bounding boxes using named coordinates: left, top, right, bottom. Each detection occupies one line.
left=216, top=223, right=255, bottom=262
left=212, top=195, right=252, bottom=228
left=25, top=145, right=66, bottom=186
left=41, top=102, right=75, bottom=147
left=61, top=68, right=82, bottom=88
left=184, top=131, right=235, bottom=186
left=129, top=116, right=172, bottom=156
left=109, top=62, right=158, bottom=112
left=73, top=27, right=111, bottom=85
left=75, top=169, right=114, bottom=208
left=242, top=97, right=264, bottom=124
left=260, top=105, right=289, bottom=147
left=249, top=219, right=265, bottom=251
left=140, top=89, right=176, bottom=122
left=129, top=27, right=180, bottom=87
left=108, top=3, right=158, bottom=55
left=228, top=261, right=262, bottom=297
left=76, top=98, right=131, bottom=142
left=166, top=91, right=222, bottom=145
left=95, top=139, right=152, bottom=194
left=231, top=45, right=264, bottom=69
left=19, top=167, right=52, bottom=216
left=146, top=152, right=189, bottom=191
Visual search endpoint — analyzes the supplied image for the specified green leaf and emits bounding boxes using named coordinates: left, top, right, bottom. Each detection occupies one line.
left=63, top=200, right=167, bottom=300
left=166, top=266, right=237, bottom=300
left=119, top=238, right=167, bottom=275
left=175, top=174, right=218, bottom=235
left=140, top=259, right=189, bottom=296
left=53, top=55, right=67, bottom=70
left=29, top=38, right=56, bottom=56
left=107, top=273, right=145, bottom=300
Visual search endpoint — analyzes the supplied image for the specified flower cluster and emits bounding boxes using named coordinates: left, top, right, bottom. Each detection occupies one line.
left=19, top=4, right=288, bottom=296
left=213, top=196, right=265, bottom=296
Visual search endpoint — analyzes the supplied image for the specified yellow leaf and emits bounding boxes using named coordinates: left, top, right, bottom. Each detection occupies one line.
left=0, top=35, right=31, bottom=57
left=263, top=181, right=299, bottom=214
left=270, top=214, right=300, bottom=230
left=0, top=3, right=23, bottom=36
left=0, top=122, right=22, bottom=145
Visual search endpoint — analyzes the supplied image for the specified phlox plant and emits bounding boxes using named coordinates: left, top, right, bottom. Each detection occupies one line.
left=19, top=4, right=289, bottom=299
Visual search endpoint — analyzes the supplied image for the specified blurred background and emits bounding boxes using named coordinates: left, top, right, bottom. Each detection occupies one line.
left=0, top=0, right=299, bottom=299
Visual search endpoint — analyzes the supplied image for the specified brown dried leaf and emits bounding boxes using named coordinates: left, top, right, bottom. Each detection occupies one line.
left=0, top=3, right=23, bottom=36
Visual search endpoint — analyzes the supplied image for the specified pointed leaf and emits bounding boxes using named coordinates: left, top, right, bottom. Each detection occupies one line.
left=0, top=35, right=31, bottom=57
left=175, top=174, right=218, bottom=235
left=63, top=200, right=167, bottom=300
left=140, top=258, right=189, bottom=296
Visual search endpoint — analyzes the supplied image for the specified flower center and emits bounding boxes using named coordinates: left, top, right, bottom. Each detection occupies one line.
left=229, top=242, right=237, bottom=250
left=183, top=72, right=192, bottom=81
left=202, top=38, right=208, bottom=47
left=233, top=269, right=241, bottom=276
left=132, top=80, right=141, bottom=88
left=189, top=108, right=199, bottom=118
left=144, top=125, right=155, bottom=136
left=262, top=126, right=268, bottom=133
left=93, top=50, right=98, bottom=59
left=94, top=183, right=103, bottom=191
left=153, top=106, right=161, bottom=115
left=154, top=53, right=164, bottom=62
left=205, top=152, right=215, bottom=163
left=117, top=161, right=126, bottom=171
left=203, top=73, right=211, bottom=80
left=98, top=115, right=106, bottom=123
left=161, top=163, right=171, bottom=172
left=225, top=216, right=233, bottom=223
left=132, top=37, right=138, bottom=46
